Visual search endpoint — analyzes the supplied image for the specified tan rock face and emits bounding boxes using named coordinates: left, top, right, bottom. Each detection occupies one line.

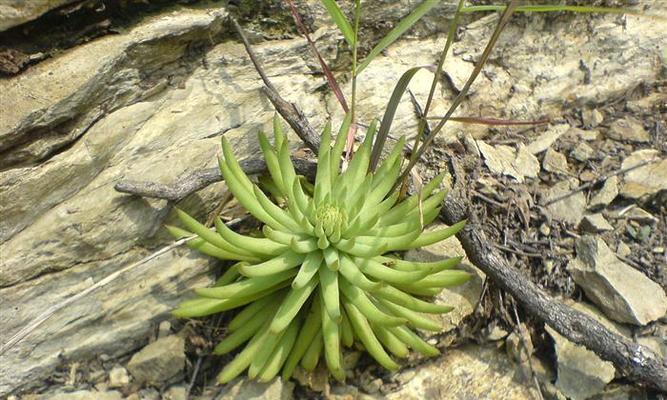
left=607, top=117, right=650, bottom=143
left=620, top=150, right=667, bottom=200
left=544, top=178, right=587, bottom=225
left=568, top=236, right=667, bottom=325
left=0, top=0, right=77, bottom=32
left=384, top=345, right=538, bottom=400
left=126, top=335, right=185, bottom=386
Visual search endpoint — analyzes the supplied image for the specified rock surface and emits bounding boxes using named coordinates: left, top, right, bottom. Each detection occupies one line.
left=216, top=378, right=294, bottom=400
left=619, top=150, right=667, bottom=199
left=126, top=335, right=185, bottom=386
left=568, top=236, right=667, bottom=325
left=606, top=117, right=650, bottom=143
left=384, top=345, right=537, bottom=400
left=0, top=0, right=77, bottom=32
left=545, top=302, right=623, bottom=400
left=525, top=124, right=569, bottom=154
left=35, top=390, right=123, bottom=400
left=588, top=176, right=619, bottom=209
left=579, top=214, right=614, bottom=233
left=108, top=365, right=130, bottom=389
left=544, top=179, right=586, bottom=225
left=542, top=148, right=569, bottom=174
left=477, top=141, right=539, bottom=182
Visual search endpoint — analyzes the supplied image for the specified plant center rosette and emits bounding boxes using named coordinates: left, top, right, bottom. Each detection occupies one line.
left=167, top=114, right=469, bottom=383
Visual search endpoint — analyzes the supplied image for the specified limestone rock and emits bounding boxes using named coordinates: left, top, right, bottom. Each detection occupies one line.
left=579, top=214, right=614, bottom=233
left=126, top=335, right=185, bottom=386
left=36, top=390, right=123, bottom=400
left=0, top=1, right=77, bottom=32
left=582, top=108, right=604, bottom=128
left=477, top=141, right=539, bottom=182
left=607, top=117, right=650, bottom=143
left=384, top=345, right=537, bottom=400
left=571, top=142, right=595, bottom=162
left=0, top=6, right=229, bottom=171
left=620, top=150, right=667, bottom=199
left=108, top=365, right=130, bottom=388
left=163, top=385, right=187, bottom=400
left=588, top=176, right=619, bottom=209
left=568, top=236, right=667, bottom=325
left=514, top=145, right=541, bottom=179
left=329, top=385, right=381, bottom=400
left=526, top=124, right=569, bottom=154
left=617, top=241, right=632, bottom=258
left=544, top=179, right=586, bottom=225
left=217, top=378, right=294, bottom=400
left=543, top=148, right=569, bottom=174
left=545, top=302, right=623, bottom=400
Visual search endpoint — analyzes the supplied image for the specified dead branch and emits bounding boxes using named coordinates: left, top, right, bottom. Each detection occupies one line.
left=231, top=18, right=320, bottom=153
left=114, top=158, right=317, bottom=201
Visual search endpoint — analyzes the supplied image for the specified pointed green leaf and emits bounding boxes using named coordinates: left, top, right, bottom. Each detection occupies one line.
left=357, top=0, right=438, bottom=74
left=321, top=0, right=355, bottom=47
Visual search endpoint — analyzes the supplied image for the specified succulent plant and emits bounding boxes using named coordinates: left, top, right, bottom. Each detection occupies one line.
left=167, top=114, right=469, bottom=383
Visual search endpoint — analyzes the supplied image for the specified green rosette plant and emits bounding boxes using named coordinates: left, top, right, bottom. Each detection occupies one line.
left=167, top=114, right=469, bottom=383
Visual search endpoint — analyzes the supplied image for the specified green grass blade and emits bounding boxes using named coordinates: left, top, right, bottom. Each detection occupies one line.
left=398, top=0, right=520, bottom=186
left=357, top=0, right=438, bottom=75
left=321, top=0, right=355, bottom=47
left=369, top=66, right=422, bottom=172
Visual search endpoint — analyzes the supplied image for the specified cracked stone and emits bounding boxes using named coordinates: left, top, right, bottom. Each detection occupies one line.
left=607, top=117, right=650, bottom=143
left=588, top=176, right=619, bottom=209
left=568, top=236, right=667, bottom=325
left=107, top=366, right=130, bottom=388
left=384, top=345, right=537, bottom=400
left=582, top=108, right=604, bottom=128
left=570, top=142, right=594, bottom=162
left=477, top=142, right=539, bottom=182
left=127, top=335, right=185, bottom=386
left=544, top=179, right=586, bottom=225
left=620, top=150, right=667, bottom=199
left=543, top=148, right=569, bottom=174
left=579, top=214, right=614, bottom=233
left=217, top=378, right=294, bottom=400
left=526, top=124, right=569, bottom=154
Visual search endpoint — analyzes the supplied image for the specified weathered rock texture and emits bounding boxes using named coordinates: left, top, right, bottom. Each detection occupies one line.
left=384, top=345, right=538, bottom=400
left=0, top=0, right=77, bottom=32
left=1, top=0, right=666, bottom=396
left=568, top=236, right=667, bottom=325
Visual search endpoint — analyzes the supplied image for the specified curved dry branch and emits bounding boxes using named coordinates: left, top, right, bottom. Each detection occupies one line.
left=115, top=158, right=317, bottom=202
